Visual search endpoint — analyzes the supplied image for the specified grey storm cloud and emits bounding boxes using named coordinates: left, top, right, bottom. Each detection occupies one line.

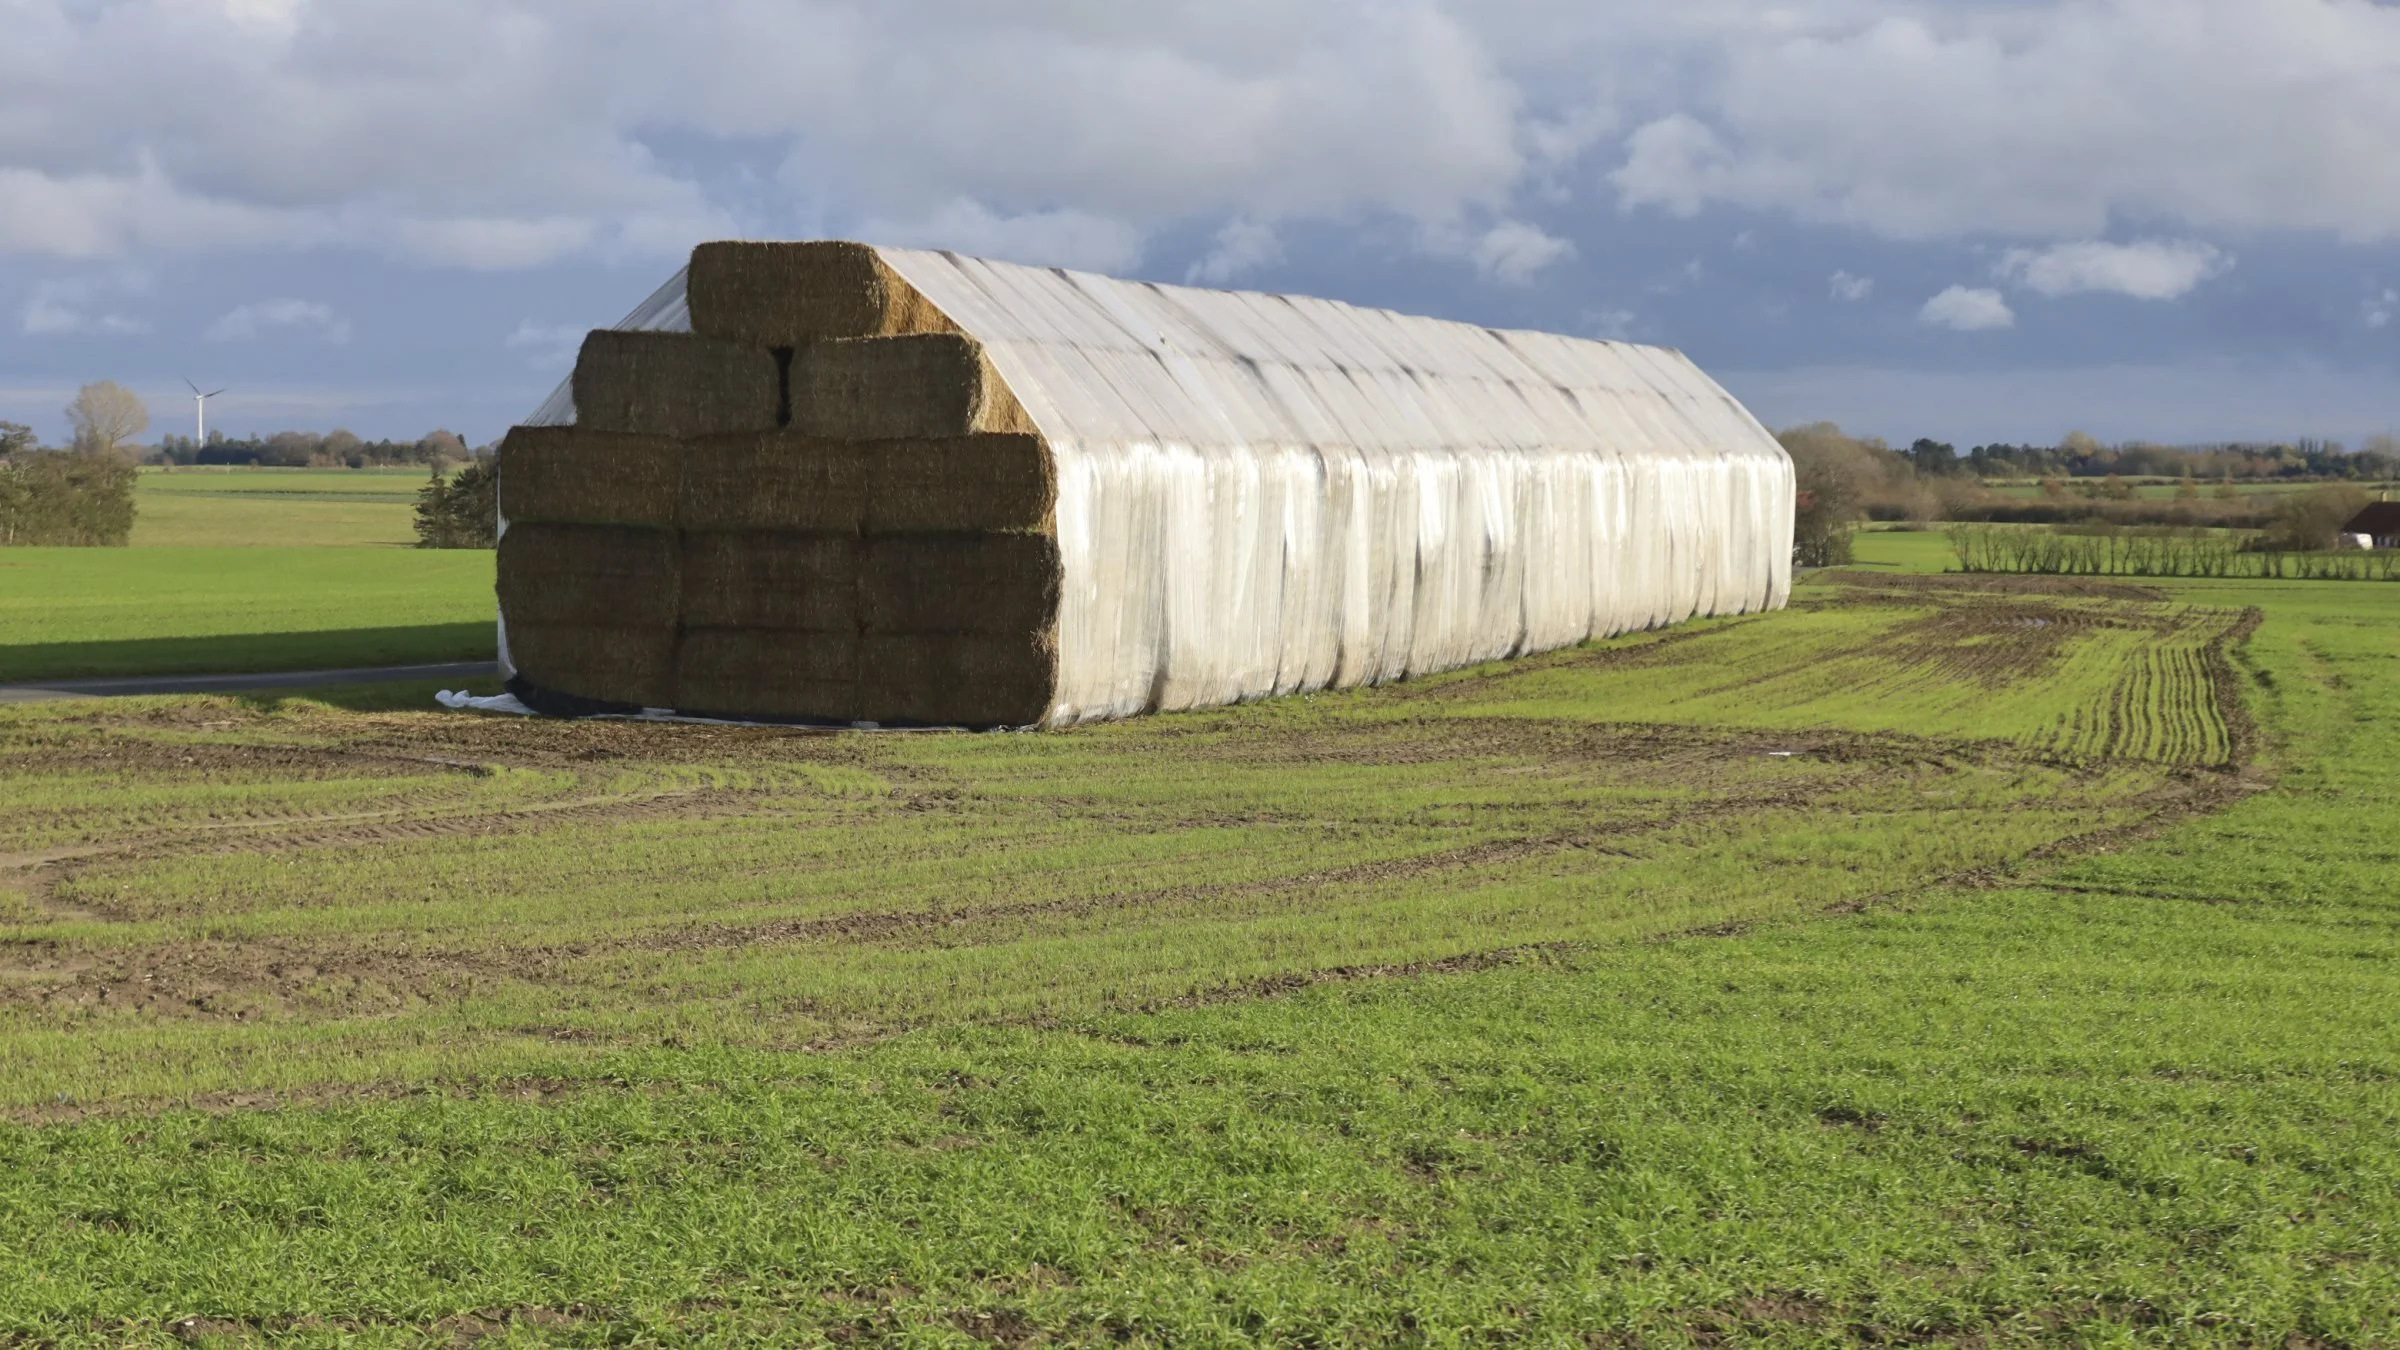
left=0, top=0, right=1532, bottom=272
left=3, top=0, right=2397, bottom=273
left=1607, top=0, right=2400, bottom=243
left=3, top=0, right=2397, bottom=448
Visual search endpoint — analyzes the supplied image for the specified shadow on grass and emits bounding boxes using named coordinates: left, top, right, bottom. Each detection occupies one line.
left=0, top=624, right=497, bottom=683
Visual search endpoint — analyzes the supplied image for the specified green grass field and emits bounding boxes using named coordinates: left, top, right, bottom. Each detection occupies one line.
left=0, top=468, right=495, bottom=683
left=1838, top=526, right=1954, bottom=573
left=0, top=548, right=494, bottom=682
left=133, top=467, right=433, bottom=549
left=1, top=552, right=2390, bottom=1344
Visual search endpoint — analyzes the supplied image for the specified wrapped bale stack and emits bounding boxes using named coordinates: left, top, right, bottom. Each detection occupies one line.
left=498, top=239, right=1797, bottom=729
left=498, top=242, right=1060, bottom=727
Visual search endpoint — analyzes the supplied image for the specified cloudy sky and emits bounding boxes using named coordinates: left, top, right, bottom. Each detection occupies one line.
left=3, top=0, right=2397, bottom=448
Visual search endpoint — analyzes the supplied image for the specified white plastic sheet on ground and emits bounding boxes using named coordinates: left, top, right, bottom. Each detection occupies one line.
left=435, top=689, right=534, bottom=716
left=503, top=248, right=1793, bottom=727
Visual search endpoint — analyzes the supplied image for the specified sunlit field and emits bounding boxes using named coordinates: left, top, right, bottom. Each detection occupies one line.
left=132, top=467, right=435, bottom=549
left=0, top=548, right=493, bottom=682
left=3, top=555, right=2389, bottom=1344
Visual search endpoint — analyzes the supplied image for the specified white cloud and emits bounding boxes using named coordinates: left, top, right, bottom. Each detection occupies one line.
left=0, top=159, right=719, bottom=270
left=1521, top=102, right=1619, bottom=182
left=1470, top=219, right=1576, bottom=285
left=205, top=298, right=352, bottom=344
left=1828, top=270, right=1874, bottom=302
left=19, top=273, right=152, bottom=335
left=1583, top=307, right=1637, bottom=339
left=2367, top=288, right=2398, bottom=330
left=860, top=199, right=1145, bottom=274
left=1610, top=115, right=1734, bottom=220
left=1187, top=218, right=1285, bottom=285
left=1611, top=0, right=2400, bottom=242
left=1997, top=239, right=2232, bottom=301
left=23, top=297, right=150, bottom=336
left=504, top=321, right=587, bottom=367
left=0, top=1, right=1525, bottom=271
left=0, top=0, right=2394, bottom=307
left=1919, top=286, right=2014, bottom=332
left=389, top=218, right=607, bottom=272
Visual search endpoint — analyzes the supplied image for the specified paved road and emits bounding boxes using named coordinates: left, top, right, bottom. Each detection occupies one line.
left=0, top=661, right=501, bottom=705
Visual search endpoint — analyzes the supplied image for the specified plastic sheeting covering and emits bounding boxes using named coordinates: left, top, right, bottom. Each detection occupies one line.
left=510, top=249, right=1793, bottom=726
left=522, top=267, right=693, bottom=429
left=874, top=249, right=1793, bottom=724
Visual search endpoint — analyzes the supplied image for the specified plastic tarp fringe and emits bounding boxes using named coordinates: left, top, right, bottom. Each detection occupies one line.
left=503, top=248, right=1792, bottom=727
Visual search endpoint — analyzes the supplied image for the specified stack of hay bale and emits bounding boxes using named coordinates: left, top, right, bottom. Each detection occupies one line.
left=497, top=239, right=1797, bottom=730
left=496, top=242, right=1060, bottom=727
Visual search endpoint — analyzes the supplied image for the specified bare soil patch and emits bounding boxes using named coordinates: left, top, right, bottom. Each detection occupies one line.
left=0, top=587, right=2271, bottom=1120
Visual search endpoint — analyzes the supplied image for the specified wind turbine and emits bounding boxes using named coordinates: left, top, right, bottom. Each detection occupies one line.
left=183, top=378, right=226, bottom=446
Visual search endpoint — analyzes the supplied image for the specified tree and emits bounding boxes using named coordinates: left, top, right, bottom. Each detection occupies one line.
left=2260, top=484, right=2371, bottom=552
left=413, top=458, right=498, bottom=548
left=0, top=421, right=34, bottom=458
left=65, top=381, right=148, bottom=456
left=0, top=449, right=137, bottom=546
left=418, top=429, right=469, bottom=471
left=1777, top=423, right=1884, bottom=566
left=1903, top=438, right=1962, bottom=476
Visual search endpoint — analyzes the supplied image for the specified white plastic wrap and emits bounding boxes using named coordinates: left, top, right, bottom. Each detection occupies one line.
left=873, top=250, right=1792, bottom=725
left=508, top=249, right=1793, bottom=726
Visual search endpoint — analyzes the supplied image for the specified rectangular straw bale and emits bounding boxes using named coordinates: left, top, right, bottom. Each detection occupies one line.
left=791, top=334, right=1034, bottom=440
left=682, top=531, right=859, bottom=631
left=675, top=628, right=858, bottom=721
left=571, top=330, right=781, bottom=438
left=688, top=241, right=957, bottom=348
left=863, top=433, right=1056, bottom=533
left=678, top=431, right=866, bottom=532
left=506, top=622, right=677, bottom=709
left=859, top=533, right=1060, bottom=636
left=497, top=523, right=680, bottom=628
left=498, top=426, right=677, bottom=528
left=857, top=633, right=1056, bottom=728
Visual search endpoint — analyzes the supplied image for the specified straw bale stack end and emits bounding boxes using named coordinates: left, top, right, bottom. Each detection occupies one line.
left=571, top=331, right=781, bottom=439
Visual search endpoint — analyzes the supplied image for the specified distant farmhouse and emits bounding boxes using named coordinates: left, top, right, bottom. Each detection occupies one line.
left=2343, top=503, right=2400, bottom=550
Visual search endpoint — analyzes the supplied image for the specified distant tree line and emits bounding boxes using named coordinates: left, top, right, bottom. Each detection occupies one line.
left=1778, top=422, right=2399, bottom=568
left=1900, top=431, right=2398, bottom=483
left=153, top=427, right=477, bottom=469
left=8, top=380, right=489, bottom=469
left=3, top=380, right=508, bottom=548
